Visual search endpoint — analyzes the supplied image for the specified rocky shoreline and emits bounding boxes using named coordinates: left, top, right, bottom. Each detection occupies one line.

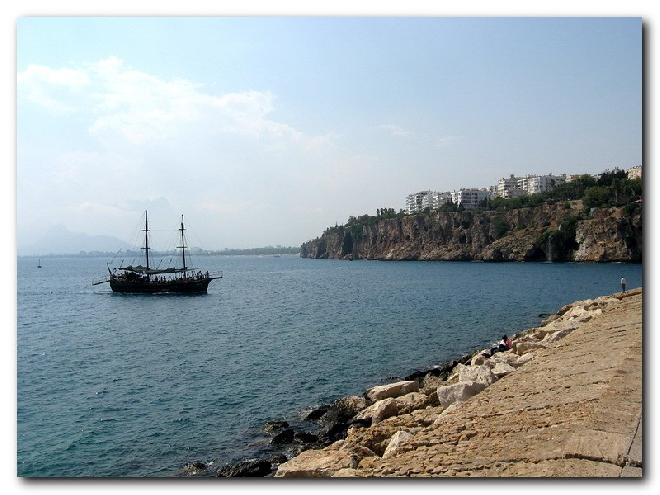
left=180, top=288, right=642, bottom=478
left=275, top=288, right=642, bottom=477
left=180, top=348, right=477, bottom=477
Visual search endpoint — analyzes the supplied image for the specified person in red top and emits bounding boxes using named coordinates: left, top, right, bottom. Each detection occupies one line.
left=489, top=334, right=513, bottom=357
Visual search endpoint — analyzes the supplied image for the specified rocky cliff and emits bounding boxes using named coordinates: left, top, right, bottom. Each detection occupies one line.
left=300, top=203, right=642, bottom=262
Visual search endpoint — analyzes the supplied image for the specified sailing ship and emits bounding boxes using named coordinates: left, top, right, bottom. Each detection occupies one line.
left=94, top=211, right=221, bottom=294
left=37, top=259, right=42, bottom=268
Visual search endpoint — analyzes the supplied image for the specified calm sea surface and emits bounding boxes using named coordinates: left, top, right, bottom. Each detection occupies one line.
left=17, top=255, right=642, bottom=476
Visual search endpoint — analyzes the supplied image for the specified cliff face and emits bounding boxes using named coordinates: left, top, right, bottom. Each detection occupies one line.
left=300, top=203, right=642, bottom=262
left=574, top=207, right=643, bottom=262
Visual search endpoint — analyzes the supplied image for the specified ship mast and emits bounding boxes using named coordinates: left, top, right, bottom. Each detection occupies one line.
left=178, top=214, right=187, bottom=276
left=141, top=210, right=150, bottom=279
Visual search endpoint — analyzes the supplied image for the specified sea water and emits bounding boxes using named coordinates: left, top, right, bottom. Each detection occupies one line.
left=17, top=255, right=642, bottom=476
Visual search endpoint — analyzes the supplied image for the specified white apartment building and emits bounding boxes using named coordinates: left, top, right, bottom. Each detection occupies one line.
left=565, top=173, right=603, bottom=183
left=517, top=176, right=530, bottom=193
left=497, top=175, right=522, bottom=198
left=518, top=174, right=566, bottom=195
left=627, top=165, right=642, bottom=180
left=405, top=190, right=453, bottom=213
left=431, top=191, right=453, bottom=209
left=405, top=191, right=434, bottom=214
left=451, top=188, right=490, bottom=209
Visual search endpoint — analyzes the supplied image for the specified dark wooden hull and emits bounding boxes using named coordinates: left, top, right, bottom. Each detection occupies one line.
left=109, top=277, right=212, bottom=294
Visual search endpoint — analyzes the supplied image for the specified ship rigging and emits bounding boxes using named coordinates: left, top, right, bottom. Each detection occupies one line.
left=93, top=211, right=221, bottom=294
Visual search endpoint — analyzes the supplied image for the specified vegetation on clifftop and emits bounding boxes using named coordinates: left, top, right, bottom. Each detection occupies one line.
left=304, top=168, right=642, bottom=263
left=324, top=169, right=642, bottom=237
left=482, top=169, right=641, bottom=211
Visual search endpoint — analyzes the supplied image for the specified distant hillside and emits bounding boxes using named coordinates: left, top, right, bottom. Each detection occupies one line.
left=19, top=225, right=133, bottom=256
left=206, top=246, right=300, bottom=256
left=18, top=232, right=301, bottom=257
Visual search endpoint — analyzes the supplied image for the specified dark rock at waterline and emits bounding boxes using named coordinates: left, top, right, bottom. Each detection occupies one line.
left=263, top=420, right=289, bottom=434
left=404, top=369, right=427, bottom=381
left=459, top=353, right=473, bottom=364
left=404, top=356, right=469, bottom=383
left=271, top=428, right=295, bottom=444
left=427, top=354, right=472, bottom=376
left=294, top=431, right=319, bottom=444
left=181, top=461, right=208, bottom=475
left=318, top=413, right=371, bottom=444
left=430, top=363, right=457, bottom=380
left=304, top=405, right=329, bottom=420
left=269, top=453, right=289, bottom=465
left=216, top=459, right=273, bottom=478
left=348, top=417, right=372, bottom=429
left=321, top=421, right=350, bottom=443
left=306, top=395, right=371, bottom=445
left=320, top=396, right=369, bottom=426
left=317, top=409, right=344, bottom=427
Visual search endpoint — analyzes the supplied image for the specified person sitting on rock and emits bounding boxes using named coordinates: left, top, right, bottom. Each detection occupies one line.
left=489, top=335, right=512, bottom=356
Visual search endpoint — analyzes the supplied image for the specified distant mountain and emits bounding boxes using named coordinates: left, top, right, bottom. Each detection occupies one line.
left=19, top=225, right=133, bottom=256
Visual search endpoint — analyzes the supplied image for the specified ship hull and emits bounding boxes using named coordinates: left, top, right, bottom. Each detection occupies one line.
left=109, top=277, right=212, bottom=294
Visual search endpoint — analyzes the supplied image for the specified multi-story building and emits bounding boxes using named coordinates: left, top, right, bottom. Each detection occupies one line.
left=516, top=175, right=530, bottom=192
left=405, top=190, right=453, bottom=213
left=451, top=188, right=490, bottom=209
left=565, top=173, right=592, bottom=182
left=405, top=191, right=434, bottom=214
left=497, top=175, right=522, bottom=198
left=518, top=174, right=566, bottom=195
left=430, top=191, right=453, bottom=209
left=627, top=165, right=642, bottom=180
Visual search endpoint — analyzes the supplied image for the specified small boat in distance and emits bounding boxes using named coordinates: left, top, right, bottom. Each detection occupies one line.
left=37, top=259, right=42, bottom=268
left=93, top=211, right=221, bottom=294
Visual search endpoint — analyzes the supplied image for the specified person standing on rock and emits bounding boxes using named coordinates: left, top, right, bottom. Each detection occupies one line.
left=621, top=277, right=627, bottom=293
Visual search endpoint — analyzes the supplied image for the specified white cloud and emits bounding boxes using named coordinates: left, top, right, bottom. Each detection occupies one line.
left=434, top=135, right=461, bottom=147
left=18, top=64, right=90, bottom=112
left=16, top=57, right=409, bottom=249
left=375, top=124, right=460, bottom=149
left=18, top=57, right=307, bottom=145
left=377, top=124, right=413, bottom=138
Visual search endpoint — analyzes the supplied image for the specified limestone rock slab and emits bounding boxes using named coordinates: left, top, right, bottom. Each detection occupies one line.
left=436, top=380, right=486, bottom=409
left=366, top=380, right=419, bottom=401
left=457, top=364, right=497, bottom=386
left=383, top=430, right=413, bottom=459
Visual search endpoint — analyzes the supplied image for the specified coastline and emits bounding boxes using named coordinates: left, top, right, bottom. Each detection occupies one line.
left=299, top=204, right=642, bottom=263
left=184, top=287, right=642, bottom=478
left=273, top=288, right=642, bottom=477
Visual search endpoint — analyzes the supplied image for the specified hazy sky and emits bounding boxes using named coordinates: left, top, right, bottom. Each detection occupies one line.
left=17, top=17, right=641, bottom=250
